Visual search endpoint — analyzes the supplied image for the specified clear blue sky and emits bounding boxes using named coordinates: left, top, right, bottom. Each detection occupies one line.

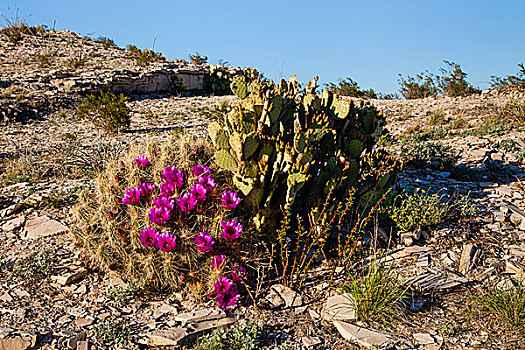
left=5, top=0, right=525, bottom=93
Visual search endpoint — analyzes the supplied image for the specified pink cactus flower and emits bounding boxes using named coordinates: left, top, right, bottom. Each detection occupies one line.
left=220, top=190, right=241, bottom=210
left=140, top=228, right=157, bottom=247
left=161, top=166, right=184, bottom=189
left=134, top=155, right=150, bottom=169
left=121, top=186, right=143, bottom=205
left=195, top=231, right=214, bottom=253
left=215, top=285, right=240, bottom=310
left=177, top=193, right=197, bottom=212
left=189, top=184, right=207, bottom=202
left=198, top=176, right=216, bottom=192
left=220, top=219, right=242, bottom=242
left=140, top=182, right=156, bottom=197
left=156, top=231, right=177, bottom=252
left=230, top=264, right=247, bottom=282
left=160, top=181, right=176, bottom=197
left=192, top=165, right=211, bottom=177
left=213, top=276, right=233, bottom=295
left=210, top=255, right=226, bottom=270
left=148, top=207, right=171, bottom=225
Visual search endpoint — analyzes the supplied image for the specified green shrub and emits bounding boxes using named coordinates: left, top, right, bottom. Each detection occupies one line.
left=453, top=193, right=477, bottom=219
left=77, top=92, right=130, bottom=133
left=326, top=77, right=377, bottom=99
left=193, top=320, right=260, bottom=350
left=436, top=61, right=480, bottom=97
left=94, top=319, right=132, bottom=348
left=490, top=63, right=525, bottom=89
left=127, top=44, right=164, bottom=66
left=388, top=188, right=450, bottom=231
left=95, top=36, right=117, bottom=48
left=428, top=111, right=446, bottom=126
left=14, top=250, right=51, bottom=280
left=190, top=52, right=208, bottom=65
left=341, top=259, right=407, bottom=325
left=398, top=71, right=438, bottom=99
left=475, top=281, right=525, bottom=334
left=400, top=135, right=456, bottom=168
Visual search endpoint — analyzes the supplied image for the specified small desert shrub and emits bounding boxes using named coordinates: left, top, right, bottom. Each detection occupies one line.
left=400, top=135, right=456, bottom=168
left=77, top=92, right=130, bottom=133
left=388, top=188, right=450, bottom=232
left=190, top=52, right=208, bottom=65
left=74, top=135, right=251, bottom=310
left=14, top=250, right=51, bottom=279
left=449, top=115, right=469, bottom=130
left=499, top=99, right=525, bottom=125
left=66, top=52, right=87, bottom=69
left=453, top=193, right=477, bottom=219
left=108, top=281, right=140, bottom=305
left=95, top=36, right=117, bottom=48
left=474, top=281, right=525, bottom=334
left=398, top=71, right=438, bottom=99
left=428, top=111, right=446, bottom=125
left=94, top=319, right=132, bottom=348
left=436, top=61, right=480, bottom=97
left=193, top=320, right=260, bottom=350
left=326, top=77, right=378, bottom=99
left=341, top=259, right=406, bottom=324
left=127, top=45, right=164, bottom=66
left=490, top=63, right=525, bottom=89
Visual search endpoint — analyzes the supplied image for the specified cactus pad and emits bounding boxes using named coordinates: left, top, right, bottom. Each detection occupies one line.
left=215, top=149, right=238, bottom=172
left=231, top=76, right=249, bottom=99
left=347, top=139, right=364, bottom=158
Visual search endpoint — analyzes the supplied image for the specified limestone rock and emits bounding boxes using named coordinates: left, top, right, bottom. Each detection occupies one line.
left=22, top=215, right=68, bottom=240
left=267, top=284, right=303, bottom=308
left=333, top=321, right=392, bottom=348
left=174, top=308, right=225, bottom=324
left=322, top=293, right=356, bottom=321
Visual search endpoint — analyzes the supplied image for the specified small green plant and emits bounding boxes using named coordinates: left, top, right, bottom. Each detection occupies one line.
left=326, top=77, right=377, bottom=99
left=94, top=319, right=132, bottom=348
left=77, top=91, right=130, bottom=133
left=14, top=250, right=51, bottom=279
left=388, top=188, right=450, bottom=232
left=449, top=115, right=469, bottom=130
left=398, top=71, right=438, bottom=99
left=108, top=281, right=140, bottom=304
left=192, top=320, right=260, bottom=350
left=42, top=186, right=81, bottom=208
left=341, top=259, right=407, bottom=325
left=127, top=45, right=164, bottom=66
left=67, top=52, right=87, bottom=69
left=428, top=110, right=446, bottom=126
left=453, top=193, right=477, bottom=219
left=189, top=52, right=208, bottom=65
left=436, top=61, right=480, bottom=97
left=400, top=135, right=456, bottom=168
left=95, top=36, right=117, bottom=48
left=495, top=139, right=520, bottom=153
left=474, top=281, right=525, bottom=334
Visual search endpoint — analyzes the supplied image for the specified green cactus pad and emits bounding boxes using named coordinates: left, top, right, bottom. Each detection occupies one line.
left=294, top=133, right=307, bottom=153
left=215, top=149, right=238, bottom=172
left=216, top=130, right=231, bottom=150
left=268, top=96, right=283, bottom=123
left=347, top=159, right=360, bottom=184
left=229, top=132, right=243, bottom=160
left=208, top=122, right=222, bottom=147
left=242, top=133, right=260, bottom=160
left=363, top=110, right=376, bottom=132
left=377, top=173, right=391, bottom=189
left=243, top=188, right=264, bottom=210
left=334, top=100, right=351, bottom=119
left=231, top=76, right=249, bottom=99
left=347, top=139, right=364, bottom=158
left=233, top=175, right=255, bottom=195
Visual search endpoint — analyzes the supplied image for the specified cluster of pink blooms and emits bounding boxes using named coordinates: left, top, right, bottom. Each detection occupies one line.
left=118, top=157, right=247, bottom=310
left=139, top=228, right=177, bottom=252
left=209, top=257, right=247, bottom=310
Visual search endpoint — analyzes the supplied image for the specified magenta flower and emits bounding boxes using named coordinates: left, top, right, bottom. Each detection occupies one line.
left=215, top=284, right=240, bottom=310
left=160, top=181, right=176, bottom=197
left=121, top=186, right=142, bottom=205
left=190, top=184, right=207, bottom=202
left=177, top=193, right=197, bottom=212
left=156, top=231, right=177, bottom=252
left=198, top=176, right=216, bottom=192
left=195, top=231, right=214, bottom=253
left=140, top=182, right=156, bottom=197
left=140, top=228, right=157, bottom=247
left=161, top=166, right=184, bottom=189
left=192, top=165, right=211, bottom=177
left=149, top=207, right=171, bottom=225
left=211, top=255, right=226, bottom=270
left=213, top=277, right=232, bottom=295
left=221, top=219, right=242, bottom=242
left=231, top=264, right=247, bottom=282
left=152, top=196, right=175, bottom=210
left=134, top=155, right=150, bottom=169
left=220, top=190, right=241, bottom=210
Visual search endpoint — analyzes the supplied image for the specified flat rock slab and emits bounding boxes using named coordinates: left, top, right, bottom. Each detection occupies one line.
left=148, top=317, right=236, bottom=346
left=323, top=293, right=355, bottom=321
left=53, top=268, right=88, bottom=286
left=174, top=308, right=225, bottom=324
left=0, top=334, right=36, bottom=350
left=22, top=215, right=68, bottom=240
left=405, top=268, right=469, bottom=291
left=333, top=321, right=391, bottom=348
left=267, top=284, right=303, bottom=308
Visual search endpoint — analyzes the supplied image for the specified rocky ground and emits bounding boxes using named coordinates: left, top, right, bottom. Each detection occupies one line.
left=1, top=29, right=525, bottom=350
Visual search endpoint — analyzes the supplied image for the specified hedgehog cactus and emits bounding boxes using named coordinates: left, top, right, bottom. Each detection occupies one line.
left=210, top=74, right=398, bottom=229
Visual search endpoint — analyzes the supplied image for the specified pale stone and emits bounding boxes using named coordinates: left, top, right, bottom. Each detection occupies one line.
left=323, top=293, right=355, bottom=321
left=54, top=268, right=88, bottom=286
left=302, top=336, right=322, bottom=348
left=413, top=333, right=435, bottom=345
left=333, top=321, right=391, bottom=348
left=148, top=317, right=236, bottom=346
left=174, top=308, right=225, bottom=324
left=267, top=284, right=303, bottom=308
left=22, top=215, right=68, bottom=239
left=458, top=244, right=480, bottom=274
